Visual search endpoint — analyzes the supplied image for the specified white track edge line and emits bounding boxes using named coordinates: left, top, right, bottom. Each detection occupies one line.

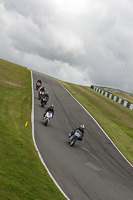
left=57, top=80, right=133, bottom=168
left=31, top=70, right=70, bottom=200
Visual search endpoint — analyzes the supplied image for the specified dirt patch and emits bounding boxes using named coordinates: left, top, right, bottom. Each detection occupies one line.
left=3, top=81, right=22, bottom=87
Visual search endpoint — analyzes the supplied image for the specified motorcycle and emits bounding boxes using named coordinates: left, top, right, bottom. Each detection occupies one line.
left=36, top=82, right=42, bottom=90
left=38, top=90, right=45, bottom=100
left=43, top=111, right=53, bottom=126
left=41, top=97, right=48, bottom=107
left=68, top=129, right=82, bottom=146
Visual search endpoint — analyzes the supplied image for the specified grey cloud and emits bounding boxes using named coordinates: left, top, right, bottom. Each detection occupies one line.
left=0, top=0, right=133, bottom=92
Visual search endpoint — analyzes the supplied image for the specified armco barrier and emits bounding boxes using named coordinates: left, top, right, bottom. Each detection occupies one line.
left=91, top=86, right=133, bottom=111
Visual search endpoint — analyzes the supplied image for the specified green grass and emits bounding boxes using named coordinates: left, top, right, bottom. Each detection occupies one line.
left=0, top=59, right=66, bottom=200
left=110, top=91, right=133, bottom=103
left=1, top=58, right=133, bottom=200
left=99, top=88, right=133, bottom=103
left=57, top=80, right=133, bottom=165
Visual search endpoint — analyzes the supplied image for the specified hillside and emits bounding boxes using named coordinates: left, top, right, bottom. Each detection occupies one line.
left=0, top=59, right=66, bottom=200
left=57, top=80, right=133, bottom=165
left=0, top=58, right=133, bottom=200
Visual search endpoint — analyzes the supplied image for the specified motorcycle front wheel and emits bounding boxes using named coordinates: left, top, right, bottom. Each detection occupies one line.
left=70, top=138, right=76, bottom=146
left=44, top=119, right=48, bottom=126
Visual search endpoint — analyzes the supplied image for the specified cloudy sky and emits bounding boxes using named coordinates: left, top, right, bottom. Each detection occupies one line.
left=0, top=0, right=133, bottom=92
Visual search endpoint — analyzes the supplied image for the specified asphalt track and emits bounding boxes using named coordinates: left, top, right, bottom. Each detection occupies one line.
left=33, top=71, right=133, bottom=200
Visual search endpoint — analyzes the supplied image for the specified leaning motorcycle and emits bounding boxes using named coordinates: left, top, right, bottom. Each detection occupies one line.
left=36, top=82, right=42, bottom=90
left=68, top=129, right=82, bottom=146
left=43, top=112, right=53, bottom=126
left=41, top=97, right=48, bottom=107
left=38, top=90, right=45, bottom=100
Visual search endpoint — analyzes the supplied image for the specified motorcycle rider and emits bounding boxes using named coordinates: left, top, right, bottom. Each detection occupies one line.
left=36, top=79, right=42, bottom=85
left=43, top=105, right=54, bottom=118
left=69, top=124, right=85, bottom=141
left=36, top=79, right=42, bottom=90
left=41, top=92, right=49, bottom=104
left=39, top=85, right=46, bottom=92
left=38, top=86, right=46, bottom=99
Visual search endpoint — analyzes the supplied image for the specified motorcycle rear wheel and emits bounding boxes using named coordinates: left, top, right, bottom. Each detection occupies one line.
left=42, top=102, right=45, bottom=107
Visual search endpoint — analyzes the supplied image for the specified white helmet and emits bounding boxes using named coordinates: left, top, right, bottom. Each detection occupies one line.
left=51, top=105, right=54, bottom=109
left=79, top=124, right=85, bottom=131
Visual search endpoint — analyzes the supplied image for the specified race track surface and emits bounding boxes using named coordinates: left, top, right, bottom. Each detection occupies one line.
left=33, top=71, right=133, bottom=200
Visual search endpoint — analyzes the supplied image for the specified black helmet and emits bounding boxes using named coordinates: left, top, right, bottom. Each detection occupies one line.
left=79, top=124, right=85, bottom=131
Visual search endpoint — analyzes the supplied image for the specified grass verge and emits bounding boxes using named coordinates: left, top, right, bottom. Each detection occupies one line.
left=99, top=88, right=133, bottom=103
left=109, top=91, right=133, bottom=103
left=0, top=59, right=66, bottom=200
left=57, top=80, right=133, bottom=165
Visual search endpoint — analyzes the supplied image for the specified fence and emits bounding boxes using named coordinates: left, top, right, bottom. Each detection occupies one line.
left=91, top=85, right=133, bottom=111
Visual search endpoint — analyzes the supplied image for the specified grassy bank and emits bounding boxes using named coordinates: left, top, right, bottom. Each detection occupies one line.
left=57, top=80, right=133, bottom=165
left=1, top=58, right=133, bottom=200
left=0, top=59, right=66, bottom=200
left=99, top=88, right=133, bottom=103
left=109, top=91, right=133, bottom=103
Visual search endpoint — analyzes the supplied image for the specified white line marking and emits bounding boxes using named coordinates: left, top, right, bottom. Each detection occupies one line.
left=57, top=81, right=133, bottom=168
left=31, top=70, right=70, bottom=200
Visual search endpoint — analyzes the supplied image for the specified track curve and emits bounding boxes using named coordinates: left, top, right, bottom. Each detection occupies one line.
left=33, top=71, right=133, bottom=200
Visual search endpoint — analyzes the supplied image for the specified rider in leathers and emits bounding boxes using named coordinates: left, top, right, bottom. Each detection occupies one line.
left=41, top=92, right=49, bottom=104
left=43, top=105, right=54, bottom=118
left=39, top=86, right=46, bottom=92
left=69, top=124, right=85, bottom=141
left=36, top=79, right=42, bottom=89
left=36, top=79, right=42, bottom=85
